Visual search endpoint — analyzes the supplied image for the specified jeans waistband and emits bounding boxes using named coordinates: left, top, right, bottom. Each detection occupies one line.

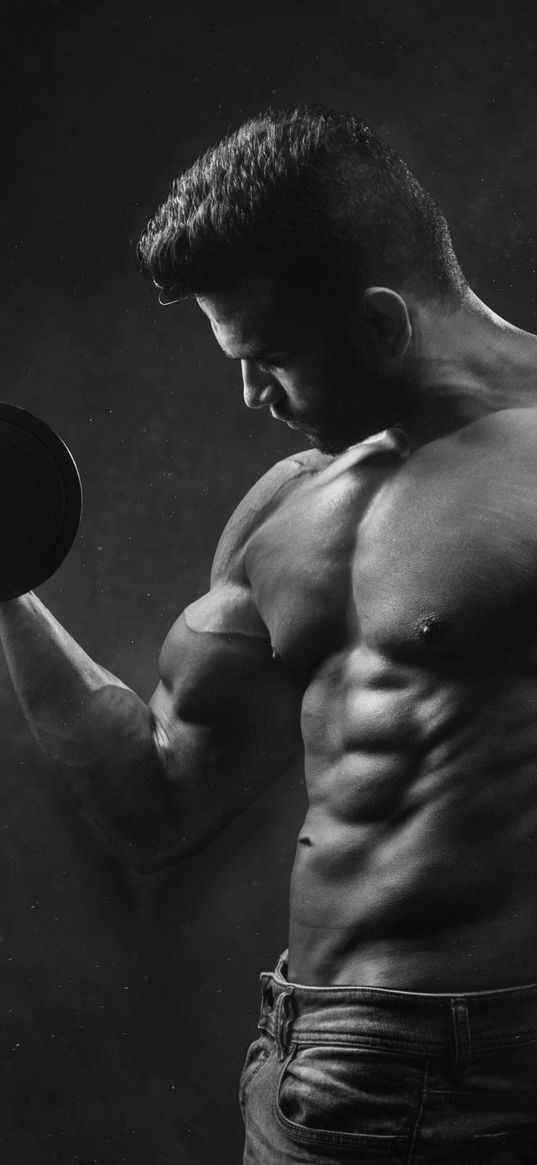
left=258, top=951, right=537, bottom=1068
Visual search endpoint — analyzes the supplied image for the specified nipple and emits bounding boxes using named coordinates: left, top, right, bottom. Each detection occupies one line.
left=416, top=614, right=445, bottom=643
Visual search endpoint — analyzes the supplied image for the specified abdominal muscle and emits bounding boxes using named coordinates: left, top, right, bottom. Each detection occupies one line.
left=287, top=643, right=537, bottom=990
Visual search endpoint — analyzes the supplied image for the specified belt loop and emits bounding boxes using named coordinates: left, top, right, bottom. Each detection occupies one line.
left=449, top=998, right=472, bottom=1080
left=275, top=949, right=289, bottom=981
left=257, top=971, right=272, bottom=1029
left=274, top=987, right=295, bottom=1061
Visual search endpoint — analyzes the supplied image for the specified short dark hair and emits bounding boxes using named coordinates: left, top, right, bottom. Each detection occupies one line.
left=137, top=105, right=466, bottom=305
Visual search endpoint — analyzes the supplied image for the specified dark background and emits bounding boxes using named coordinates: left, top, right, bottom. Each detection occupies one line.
left=2, top=1, right=537, bottom=1161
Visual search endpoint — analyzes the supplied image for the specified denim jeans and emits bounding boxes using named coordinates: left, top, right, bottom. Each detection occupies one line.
left=240, top=952, right=537, bottom=1164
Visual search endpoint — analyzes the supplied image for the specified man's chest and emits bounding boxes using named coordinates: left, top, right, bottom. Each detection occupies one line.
left=247, top=428, right=537, bottom=671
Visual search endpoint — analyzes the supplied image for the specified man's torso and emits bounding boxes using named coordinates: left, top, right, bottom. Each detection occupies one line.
left=253, top=408, right=537, bottom=988
left=189, top=408, right=537, bottom=989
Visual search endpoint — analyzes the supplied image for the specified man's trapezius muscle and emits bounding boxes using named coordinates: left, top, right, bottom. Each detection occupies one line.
left=187, top=409, right=537, bottom=994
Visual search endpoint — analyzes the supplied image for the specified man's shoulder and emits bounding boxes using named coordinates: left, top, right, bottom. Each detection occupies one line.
left=229, top=449, right=333, bottom=525
left=211, top=436, right=406, bottom=581
left=211, top=450, right=330, bottom=580
left=227, top=438, right=398, bottom=531
left=407, top=408, right=537, bottom=476
left=251, top=449, right=332, bottom=499
left=456, top=406, right=537, bottom=450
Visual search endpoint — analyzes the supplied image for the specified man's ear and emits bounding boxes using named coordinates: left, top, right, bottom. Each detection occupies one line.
left=362, top=287, right=412, bottom=360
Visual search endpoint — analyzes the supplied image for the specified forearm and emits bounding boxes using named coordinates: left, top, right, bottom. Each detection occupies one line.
left=0, top=590, right=305, bottom=873
left=0, top=593, right=127, bottom=752
left=0, top=593, right=171, bottom=870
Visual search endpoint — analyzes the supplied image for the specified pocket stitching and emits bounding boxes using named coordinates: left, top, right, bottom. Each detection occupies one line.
left=239, top=1037, right=270, bottom=1105
left=272, top=1045, right=410, bottom=1151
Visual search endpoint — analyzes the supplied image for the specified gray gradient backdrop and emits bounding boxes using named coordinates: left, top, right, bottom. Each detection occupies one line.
left=2, top=1, right=537, bottom=1161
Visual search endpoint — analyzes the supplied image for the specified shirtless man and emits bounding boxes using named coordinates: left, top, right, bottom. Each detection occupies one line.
left=2, top=107, right=537, bottom=1162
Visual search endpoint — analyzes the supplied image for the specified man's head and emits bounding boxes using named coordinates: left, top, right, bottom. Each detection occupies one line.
left=138, top=106, right=467, bottom=452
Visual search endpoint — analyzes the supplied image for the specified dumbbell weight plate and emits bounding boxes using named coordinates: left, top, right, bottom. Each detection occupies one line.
left=0, top=402, right=82, bottom=600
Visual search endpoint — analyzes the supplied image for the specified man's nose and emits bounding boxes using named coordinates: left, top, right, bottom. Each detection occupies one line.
left=241, top=360, right=281, bottom=409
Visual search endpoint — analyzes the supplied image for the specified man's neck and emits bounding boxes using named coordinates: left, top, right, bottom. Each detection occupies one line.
left=395, top=288, right=537, bottom=450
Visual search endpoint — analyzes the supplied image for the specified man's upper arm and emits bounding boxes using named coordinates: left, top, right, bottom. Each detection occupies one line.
left=149, top=612, right=304, bottom=858
left=148, top=456, right=311, bottom=858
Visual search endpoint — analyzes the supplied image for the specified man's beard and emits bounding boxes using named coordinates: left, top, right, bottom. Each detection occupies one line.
left=295, top=381, right=395, bottom=456
left=302, top=426, right=351, bottom=456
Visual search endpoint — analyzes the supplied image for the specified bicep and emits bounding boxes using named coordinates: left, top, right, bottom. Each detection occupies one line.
left=148, top=612, right=304, bottom=853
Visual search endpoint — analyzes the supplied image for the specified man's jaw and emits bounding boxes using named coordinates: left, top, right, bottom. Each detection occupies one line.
left=269, top=410, right=345, bottom=455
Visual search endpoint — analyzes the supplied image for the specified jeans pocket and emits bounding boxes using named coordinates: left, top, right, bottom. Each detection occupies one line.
left=239, top=1035, right=271, bottom=1116
left=273, top=1043, right=421, bottom=1154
